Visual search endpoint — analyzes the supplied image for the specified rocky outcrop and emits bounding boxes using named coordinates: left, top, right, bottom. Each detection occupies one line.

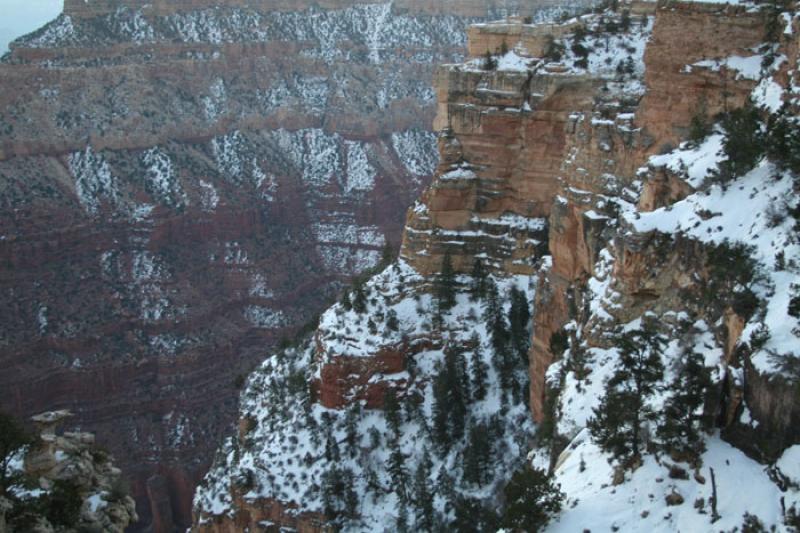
left=60, top=0, right=565, bottom=19
left=196, top=495, right=328, bottom=533
left=466, top=17, right=583, bottom=58
left=401, top=62, right=597, bottom=277
left=315, top=333, right=441, bottom=409
left=2, top=410, right=138, bottom=532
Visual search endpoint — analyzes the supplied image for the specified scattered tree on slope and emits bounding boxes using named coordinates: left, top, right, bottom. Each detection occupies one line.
left=588, top=319, right=665, bottom=467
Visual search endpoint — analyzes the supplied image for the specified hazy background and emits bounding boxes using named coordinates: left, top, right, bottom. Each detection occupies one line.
left=1, top=0, right=64, bottom=54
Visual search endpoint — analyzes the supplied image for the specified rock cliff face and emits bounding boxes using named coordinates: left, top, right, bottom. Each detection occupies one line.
left=0, top=1, right=575, bottom=530
left=195, top=1, right=800, bottom=531
left=526, top=0, right=777, bottom=423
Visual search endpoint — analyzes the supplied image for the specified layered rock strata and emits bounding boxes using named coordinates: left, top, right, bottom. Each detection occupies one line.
left=0, top=1, right=570, bottom=529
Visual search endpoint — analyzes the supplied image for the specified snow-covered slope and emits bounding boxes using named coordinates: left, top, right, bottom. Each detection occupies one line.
left=195, top=261, right=538, bottom=530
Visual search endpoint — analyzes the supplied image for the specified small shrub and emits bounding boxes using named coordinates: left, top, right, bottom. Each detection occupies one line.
left=109, top=476, right=130, bottom=503
left=713, top=102, right=765, bottom=183
left=765, top=109, right=800, bottom=176
left=740, top=512, right=767, bottom=532
left=688, top=106, right=711, bottom=144
left=45, top=479, right=83, bottom=527
left=668, top=465, right=689, bottom=480
left=658, top=142, right=675, bottom=155
left=483, top=50, right=497, bottom=71
left=775, top=251, right=786, bottom=271
left=788, top=285, right=800, bottom=319
left=749, top=323, right=770, bottom=351
left=543, top=35, right=565, bottom=62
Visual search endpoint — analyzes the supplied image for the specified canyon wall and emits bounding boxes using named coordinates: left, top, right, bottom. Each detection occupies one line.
left=0, top=1, right=576, bottom=530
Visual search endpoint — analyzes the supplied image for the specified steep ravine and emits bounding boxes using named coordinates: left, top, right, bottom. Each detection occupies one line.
left=195, top=1, right=800, bottom=531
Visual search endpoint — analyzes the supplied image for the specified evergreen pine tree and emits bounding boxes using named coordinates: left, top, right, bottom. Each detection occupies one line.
left=456, top=347, right=472, bottom=402
left=436, top=251, right=457, bottom=313
left=483, top=50, right=497, bottom=70
left=380, top=241, right=395, bottom=268
left=501, top=466, right=563, bottom=532
left=413, top=450, right=435, bottom=531
left=404, top=389, right=424, bottom=423
left=341, top=291, right=352, bottom=311
left=483, top=277, right=501, bottom=325
left=766, top=106, right=800, bottom=175
left=624, top=55, right=635, bottom=75
left=715, top=101, right=765, bottom=182
left=436, top=468, right=456, bottom=502
left=344, top=406, right=360, bottom=458
left=353, top=284, right=367, bottom=314
left=453, top=497, right=498, bottom=533
left=470, top=258, right=488, bottom=300
left=571, top=30, right=590, bottom=70
left=495, top=344, right=515, bottom=393
left=365, top=466, right=382, bottom=501
left=657, top=347, right=712, bottom=462
left=396, top=502, right=410, bottom=533
left=321, top=466, right=358, bottom=520
left=444, top=347, right=468, bottom=441
left=620, top=9, right=631, bottom=31
left=431, top=348, right=468, bottom=452
left=588, top=321, right=666, bottom=466
left=368, top=426, right=382, bottom=450
left=543, top=34, right=565, bottom=62
left=386, top=309, right=399, bottom=331
left=688, top=102, right=711, bottom=144
left=463, top=422, right=491, bottom=487
left=471, top=348, right=489, bottom=401
left=387, top=444, right=408, bottom=500
left=431, top=373, right=450, bottom=453
left=343, top=470, right=359, bottom=518
left=325, top=433, right=340, bottom=462
left=484, top=278, right=509, bottom=355
left=384, top=388, right=402, bottom=438
left=508, top=286, right=531, bottom=366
